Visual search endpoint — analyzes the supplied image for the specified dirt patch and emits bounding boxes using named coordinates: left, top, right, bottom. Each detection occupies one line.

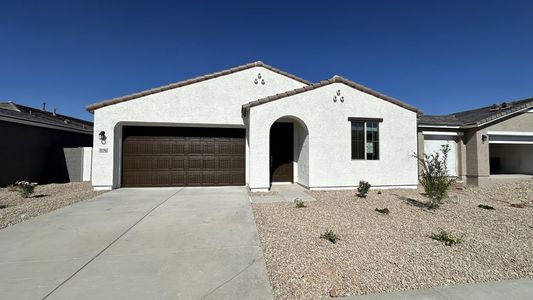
left=253, top=180, right=533, bottom=299
left=0, top=182, right=105, bottom=229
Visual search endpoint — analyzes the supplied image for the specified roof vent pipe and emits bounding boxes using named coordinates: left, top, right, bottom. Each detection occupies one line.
left=53, top=108, right=57, bottom=116
left=42, top=102, right=46, bottom=111
left=500, top=102, right=512, bottom=109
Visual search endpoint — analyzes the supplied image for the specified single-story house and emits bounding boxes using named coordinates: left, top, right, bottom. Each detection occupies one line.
left=418, top=98, right=533, bottom=185
left=86, top=62, right=422, bottom=191
left=0, top=101, right=93, bottom=186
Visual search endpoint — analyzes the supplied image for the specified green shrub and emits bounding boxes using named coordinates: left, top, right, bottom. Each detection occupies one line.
left=357, top=180, right=371, bottom=198
left=414, top=144, right=455, bottom=209
left=478, top=204, right=494, bottom=210
left=15, top=181, right=37, bottom=198
left=294, top=198, right=306, bottom=208
left=375, top=208, right=390, bottom=214
left=430, top=230, right=462, bottom=246
left=320, top=229, right=339, bottom=244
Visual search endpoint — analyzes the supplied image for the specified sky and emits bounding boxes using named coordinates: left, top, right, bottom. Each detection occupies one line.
left=1, top=0, right=532, bottom=121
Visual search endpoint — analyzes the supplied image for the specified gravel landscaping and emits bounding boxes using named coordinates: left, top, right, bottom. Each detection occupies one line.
left=252, top=180, right=533, bottom=299
left=0, top=182, right=105, bottom=229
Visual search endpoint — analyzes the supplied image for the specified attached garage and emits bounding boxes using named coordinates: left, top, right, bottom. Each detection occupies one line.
left=423, top=134, right=459, bottom=176
left=488, top=131, right=533, bottom=175
left=121, top=126, right=245, bottom=187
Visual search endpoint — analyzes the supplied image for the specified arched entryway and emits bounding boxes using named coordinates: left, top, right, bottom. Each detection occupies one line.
left=269, top=116, right=309, bottom=187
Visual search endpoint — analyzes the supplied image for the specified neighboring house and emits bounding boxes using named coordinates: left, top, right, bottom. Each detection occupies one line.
left=86, top=61, right=422, bottom=191
left=418, top=98, right=533, bottom=186
left=0, top=101, right=93, bottom=186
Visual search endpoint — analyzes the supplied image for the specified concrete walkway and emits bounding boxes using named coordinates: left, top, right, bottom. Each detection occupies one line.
left=0, top=187, right=272, bottom=300
left=346, top=278, right=533, bottom=300
left=250, top=184, right=316, bottom=203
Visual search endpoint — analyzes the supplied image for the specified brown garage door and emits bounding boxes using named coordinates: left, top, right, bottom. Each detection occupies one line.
left=122, top=126, right=245, bottom=187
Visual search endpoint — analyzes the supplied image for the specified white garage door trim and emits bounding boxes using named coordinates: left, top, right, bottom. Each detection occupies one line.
left=422, top=131, right=463, bottom=136
left=488, top=131, right=533, bottom=145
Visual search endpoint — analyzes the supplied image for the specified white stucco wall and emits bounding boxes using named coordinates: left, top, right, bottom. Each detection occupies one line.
left=82, top=147, right=92, bottom=181
left=295, top=121, right=310, bottom=186
left=91, top=66, right=306, bottom=189
left=247, top=83, right=419, bottom=190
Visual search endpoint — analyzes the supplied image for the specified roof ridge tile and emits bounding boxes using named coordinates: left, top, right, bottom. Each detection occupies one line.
left=86, top=61, right=311, bottom=111
left=242, top=76, right=421, bottom=114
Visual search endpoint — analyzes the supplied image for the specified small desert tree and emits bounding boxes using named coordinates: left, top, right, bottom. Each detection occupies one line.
left=415, top=144, right=455, bottom=209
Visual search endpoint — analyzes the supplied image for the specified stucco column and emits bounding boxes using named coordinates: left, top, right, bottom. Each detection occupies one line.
left=417, top=131, right=424, bottom=179
left=456, top=135, right=467, bottom=181
left=91, top=112, right=116, bottom=190
left=248, top=112, right=271, bottom=191
left=465, top=128, right=490, bottom=186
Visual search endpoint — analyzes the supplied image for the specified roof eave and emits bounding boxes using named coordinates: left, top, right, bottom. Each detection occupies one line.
left=243, top=76, right=422, bottom=114
left=86, top=61, right=311, bottom=112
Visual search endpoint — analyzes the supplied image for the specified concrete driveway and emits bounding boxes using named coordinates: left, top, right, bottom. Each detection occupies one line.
left=0, top=187, right=272, bottom=300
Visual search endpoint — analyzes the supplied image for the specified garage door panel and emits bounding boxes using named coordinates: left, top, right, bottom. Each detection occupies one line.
left=122, top=127, right=245, bottom=187
left=189, top=143, right=202, bottom=154
left=232, top=158, right=245, bottom=169
left=171, top=158, right=186, bottom=170
left=155, top=158, right=171, bottom=170
left=424, top=135, right=458, bottom=177
left=170, top=172, right=186, bottom=185
left=217, top=172, right=232, bottom=185
left=203, top=157, right=216, bottom=169
left=187, top=172, right=203, bottom=186
left=202, top=172, right=217, bottom=185
left=171, top=142, right=186, bottom=154
left=123, top=158, right=154, bottom=171
left=188, top=157, right=203, bottom=170
left=232, top=172, right=245, bottom=184
left=204, top=143, right=216, bottom=154
left=155, top=142, right=171, bottom=154
left=154, top=173, right=171, bottom=186
left=219, top=157, right=232, bottom=169
left=123, top=171, right=153, bottom=186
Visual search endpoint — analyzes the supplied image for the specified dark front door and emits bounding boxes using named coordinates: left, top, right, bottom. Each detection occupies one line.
left=122, top=126, right=245, bottom=187
left=270, top=122, right=293, bottom=182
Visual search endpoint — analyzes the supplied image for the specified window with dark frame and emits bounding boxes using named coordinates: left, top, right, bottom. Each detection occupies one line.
left=350, top=119, right=380, bottom=160
left=351, top=122, right=365, bottom=159
left=366, top=122, right=379, bottom=160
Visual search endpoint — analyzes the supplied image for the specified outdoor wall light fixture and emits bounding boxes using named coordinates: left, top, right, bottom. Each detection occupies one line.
left=481, top=134, right=488, bottom=143
left=99, top=131, right=107, bottom=145
left=257, top=73, right=262, bottom=79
